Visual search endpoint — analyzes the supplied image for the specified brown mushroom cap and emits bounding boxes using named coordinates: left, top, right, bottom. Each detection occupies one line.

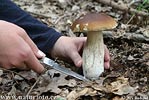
left=71, top=13, right=117, bottom=32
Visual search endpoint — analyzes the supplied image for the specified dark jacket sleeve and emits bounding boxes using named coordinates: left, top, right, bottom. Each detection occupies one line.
left=0, top=0, right=62, bottom=53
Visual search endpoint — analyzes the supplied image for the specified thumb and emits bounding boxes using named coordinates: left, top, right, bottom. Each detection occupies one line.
left=69, top=50, right=82, bottom=67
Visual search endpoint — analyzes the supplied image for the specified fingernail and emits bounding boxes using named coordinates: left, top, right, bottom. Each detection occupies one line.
left=106, top=63, right=110, bottom=69
left=76, top=60, right=82, bottom=67
left=38, top=50, right=46, bottom=57
left=107, top=64, right=110, bottom=69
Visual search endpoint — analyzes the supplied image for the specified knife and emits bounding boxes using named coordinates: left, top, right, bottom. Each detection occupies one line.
left=40, top=57, right=89, bottom=82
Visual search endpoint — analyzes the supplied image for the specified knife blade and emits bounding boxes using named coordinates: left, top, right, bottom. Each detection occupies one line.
left=40, top=57, right=89, bottom=82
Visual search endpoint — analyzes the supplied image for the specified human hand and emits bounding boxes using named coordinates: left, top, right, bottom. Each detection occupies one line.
left=50, top=36, right=110, bottom=69
left=0, top=20, right=45, bottom=73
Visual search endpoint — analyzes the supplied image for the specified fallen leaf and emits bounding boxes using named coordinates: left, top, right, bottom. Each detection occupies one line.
left=14, top=75, right=24, bottom=81
left=107, top=76, right=138, bottom=95
left=67, top=88, right=89, bottom=100
left=112, top=84, right=137, bottom=95
left=0, top=70, right=3, bottom=76
left=143, top=53, right=149, bottom=60
left=127, top=55, right=134, bottom=60
left=112, top=96, right=124, bottom=100
left=18, top=71, right=38, bottom=81
left=140, top=27, right=149, bottom=38
left=35, top=69, right=77, bottom=94
left=146, top=61, right=149, bottom=66
left=8, top=85, right=16, bottom=96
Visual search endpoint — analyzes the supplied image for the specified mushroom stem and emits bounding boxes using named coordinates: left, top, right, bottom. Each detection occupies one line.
left=83, top=31, right=104, bottom=80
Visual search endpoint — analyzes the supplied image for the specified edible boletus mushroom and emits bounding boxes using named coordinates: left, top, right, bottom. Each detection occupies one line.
left=71, top=13, right=117, bottom=80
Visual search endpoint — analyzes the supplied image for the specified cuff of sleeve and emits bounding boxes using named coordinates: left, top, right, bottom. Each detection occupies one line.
left=40, top=29, right=62, bottom=54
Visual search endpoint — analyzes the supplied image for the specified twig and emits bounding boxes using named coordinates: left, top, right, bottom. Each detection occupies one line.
left=54, top=14, right=67, bottom=25
left=27, top=11, right=51, bottom=18
left=103, top=31, right=149, bottom=43
left=0, top=67, right=28, bottom=80
left=128, top=0, right=141, bottom=6
left=26, top=76, right=41, bottom=96
left=96, top=0, right=149, bottom=16
left=126, top=14, right=135, bottom=25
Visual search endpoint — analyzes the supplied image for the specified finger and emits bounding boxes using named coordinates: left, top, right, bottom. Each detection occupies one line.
left=3, top=62, right=30, bottom=70
left=68, top=50, right=83, bottom=67
left=16, top=63, right=30, bottom=70
left=74, top=37, right=87, bottom=49
left=12, top=63, right=30, bottom=70
left=104, top=62, right=110, bottom=69
left=71, top=37, right=86, bottom=67
left=25, top=51, right=45, bottom=73
left=19, top=31, right=45, bottom=58
left=104, top=45, right=110, bottom=69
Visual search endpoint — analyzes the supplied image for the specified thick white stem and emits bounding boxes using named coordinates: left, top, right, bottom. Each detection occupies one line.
left=83, top=31, right=104, bottom=80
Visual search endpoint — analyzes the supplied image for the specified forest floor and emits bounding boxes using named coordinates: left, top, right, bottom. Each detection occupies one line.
left=0, top=0, right=148, bottom=100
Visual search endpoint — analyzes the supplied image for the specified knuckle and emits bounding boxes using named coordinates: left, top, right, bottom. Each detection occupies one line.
left=10, top=60, right=21, bottom=67
left=12, top=48, right=31, bottom=62
left=19, top=48, right=31, bottom=60
left=16, top=28, right=27, bottom=37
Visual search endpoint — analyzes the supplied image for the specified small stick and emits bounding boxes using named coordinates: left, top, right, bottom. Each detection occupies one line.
left=0, top=67, right=27, bottom=80
left=26, top=76, right=40, bottom=96
left=27, top=11, right=51, bottom=18
left=96, top=0, right=149, bottom=16
left=126, top=14, right=135, bottom=25
left=103, top=32, right=149, bottom=43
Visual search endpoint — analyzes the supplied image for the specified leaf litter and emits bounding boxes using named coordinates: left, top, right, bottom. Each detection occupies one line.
left=0, top=0, right=148, bottom=100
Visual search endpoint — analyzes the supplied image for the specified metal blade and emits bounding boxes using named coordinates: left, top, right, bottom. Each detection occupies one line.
left=40, top=57, right=89, bottom=81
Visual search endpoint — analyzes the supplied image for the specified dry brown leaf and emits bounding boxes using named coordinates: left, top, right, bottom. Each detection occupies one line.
left=112, top=84, right=138, bottom=95
left=143, top=52, right=149, bottom=60
left=112, top=96, right=124, bottom=100
left=67, top=88, right=89, bottom=100
left=127, top=55, right=134, bottom=60
left=66, top=90, right=77, bottom=100
left=18, top=71, right=38, bottom=81
left=140, top=27, right=149, bottom=38
left=0, top=70, right=3, bottom=76
left=7, top=85, right=17, bottom=98
left=14, top=75, right=24, bottom=81
left=36, top=69, right=77, bottom=94
left=107, top=76, right=138, bottom=95
left=146, top=61, right=149, bottom=66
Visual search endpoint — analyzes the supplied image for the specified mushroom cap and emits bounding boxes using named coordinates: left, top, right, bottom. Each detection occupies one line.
left=71, top=13, right=117, bottom=32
